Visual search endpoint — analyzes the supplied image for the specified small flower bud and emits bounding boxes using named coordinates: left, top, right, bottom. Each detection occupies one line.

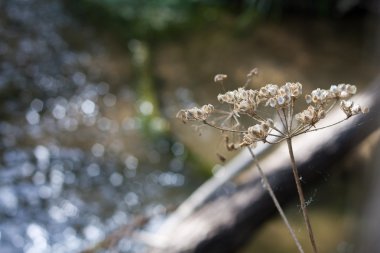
left=247, top=68, right=259, bottom=78
left=317, top=109, right=326, bottom=119
left=351, top=104, right=361, bottom=114
left=277, top=96, right=285, bottom=106
left=266, top=98, right=276, bottom=107
left=214, top=74, right=228, bottom=83
left=305, top=95, right=312, bottom=104
left=266, top=118, right=274, bottom=127
left=347, top=85, right=357, bottom=94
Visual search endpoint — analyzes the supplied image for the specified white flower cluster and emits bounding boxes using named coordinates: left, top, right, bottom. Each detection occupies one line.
left=340, top=100, right=368, bottom=117
left=176, top=104, right=214, bottom=122
left=258, top=82, right=303, bottom=108
left=241, top=119, right=273, bottom=146
left=329, top=84, right=357, bottom=99
left=177, top=71, right=368, bottom=149
left=216, top=82, right=303, bottom=114
left=305, top=88, right=330, bottom=104
left=305, top=84, right=357, bottom=105
left=295, top=105, right=326, bottom=125
left=296, top=84, right=364, bottom=125
left=217, top=88, right=258, bottom=114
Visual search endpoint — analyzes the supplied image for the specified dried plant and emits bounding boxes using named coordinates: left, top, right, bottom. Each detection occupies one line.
left=177, top=69, right=368, bottom=253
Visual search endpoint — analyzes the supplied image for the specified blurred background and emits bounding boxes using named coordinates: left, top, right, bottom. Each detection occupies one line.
left=0, top=0, right=379, bottom=252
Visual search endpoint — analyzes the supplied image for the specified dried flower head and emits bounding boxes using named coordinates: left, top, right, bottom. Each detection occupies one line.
left=214, top=74, right=228, bottom=83
left=177, top=69, right=369, bottom=253
left=340, top=100, right=368, bottom=117
left=329, top=84, right=357, bottom=99
left=178, top=70, right=368, bottom=150
left=217, top=88, right=258, bottom=115
left=247, top=68, right=259, bottom=78
left=176, top=104, right=214, bottom=122
left=295, top=105, right=325, bottom=125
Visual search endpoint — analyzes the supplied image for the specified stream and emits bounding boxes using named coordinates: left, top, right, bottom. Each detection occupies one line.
left=0, top=1, right=200, bottom=252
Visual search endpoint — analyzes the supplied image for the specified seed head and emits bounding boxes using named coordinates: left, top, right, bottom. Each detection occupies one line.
left=214, top=74, right=228, bottom=83
left=340, top=100, right=368, bottom=117
left=243, top=120, right=272, bottom=144
left=247, top=68, right=259, bottom=78
left=329, top=84, right=357, bottom=99
left=295, top=105, right=325, bottom=125
left=176, top=104, right=214, bottom=122
left=177, top=69, right=367, bottom=152
left=286, top=82, right=302, bottom=98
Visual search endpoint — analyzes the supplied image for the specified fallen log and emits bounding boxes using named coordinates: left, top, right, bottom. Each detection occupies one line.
left=146, top=80, right=380, bottom=253
left=356, top=138, right=380, bottom=252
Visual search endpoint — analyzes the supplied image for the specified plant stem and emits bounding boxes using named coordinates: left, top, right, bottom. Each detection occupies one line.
left=286, top=138, right=319, bottom=253
left=248, top=147, right=305, bottom=253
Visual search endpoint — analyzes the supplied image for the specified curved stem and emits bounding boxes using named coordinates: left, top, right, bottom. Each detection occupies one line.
left=304, top=118, right=347, bottom=133
left=276, top=109, right=287, bottom=131
left=282, top=108, right=290, bottom=133
left=267, top=133, right=283, bottom=138
left=248, top=113, right=267, bottom=123
left=248, top=147, right=305, bottom=253
left=286, top=138, right=318, bottom=253
left=265, top=138, right=286, bottom=144
left=289, top=98, right=295, bottom=132
left=325, top=99, right=338, bottom=114
left=271, top=125, right=286, bottom=136
left=203, top=120, right=247, bottom=133
left=292, top=117, right=348, bottom=137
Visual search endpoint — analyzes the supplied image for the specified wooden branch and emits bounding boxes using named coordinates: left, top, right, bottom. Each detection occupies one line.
left=356, top=137, right=380, bottom=252
left=146, top=80, right=380, bottom=253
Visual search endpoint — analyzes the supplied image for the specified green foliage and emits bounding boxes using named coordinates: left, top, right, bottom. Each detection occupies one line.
left=69, top=0, right=219, bottom=40
left=88, top=0, right=193, bottom=32
left=67, top=0, right=282, bottom=41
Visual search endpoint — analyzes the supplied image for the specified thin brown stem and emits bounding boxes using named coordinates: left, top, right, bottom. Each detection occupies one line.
left=292, top=117, right=348, bottom=137
left=303, top=118, right=347, bottom=133
left=286, top=138, right=319, bottom=253
left=247, top=113, right=268, bottom=124
left=289, top=98, right=295, bottom=132
left=282, top=108, right=290, bottom=133
left=247, top=147, right=304, bottom=253
left=266, top=138, right=286, bottom=144
left=325, top=99, right=338, bottom=114
left=247, top=113, right=286, bottom=136
left=203, top=120, right=247, bottom=133
left=267, top=133, right=283, bottom=138
left=277, top=109, right=288, bottom=132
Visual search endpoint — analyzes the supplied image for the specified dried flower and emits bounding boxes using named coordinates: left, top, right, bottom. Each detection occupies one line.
left=176, top=104, right=214, bottom=122
left=214, top=74, right=228, bottom=83
left=247, top=68, right=259, bottom=78
left=340, top=100, right=368, bottom=117
left=241, top=120, right=272, bottom=146
left=217, top=88, right=258, bottom=115
left=178, top=70, right=367, bottom=148
left=177, top=69, right=368, bottom=253
left=329, top=84, right=357, bottom=99
left=310, top=88, right=329, bottom=104
left=287, top=82, right=303, bottom=98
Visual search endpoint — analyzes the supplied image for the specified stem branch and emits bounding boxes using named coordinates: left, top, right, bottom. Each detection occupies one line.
left=248, top=147, right=304, bottom=253
left=286, top=138, right=318, bottom=253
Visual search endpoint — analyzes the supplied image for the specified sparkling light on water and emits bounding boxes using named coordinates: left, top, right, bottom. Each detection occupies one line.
left=81, top=99, right=96, bottom=115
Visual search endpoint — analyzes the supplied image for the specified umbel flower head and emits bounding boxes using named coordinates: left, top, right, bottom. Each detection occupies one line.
left=176, top=104, right=214, bottom=122
left=177, top=72, right=368, bottom=149
left=177, top=70, right=369, bottom=253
